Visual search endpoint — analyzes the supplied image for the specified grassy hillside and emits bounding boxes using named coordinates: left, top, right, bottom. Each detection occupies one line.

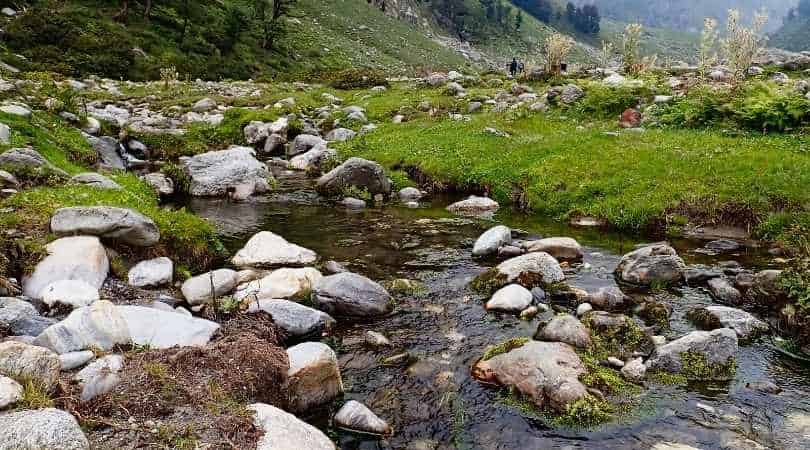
left=771, top=17, right=810, bottom=51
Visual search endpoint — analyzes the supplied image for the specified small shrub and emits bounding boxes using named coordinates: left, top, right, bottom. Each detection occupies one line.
left=543, top=33, right=575, bottom=75
left=722, top=9, right=769, bottom=82
left=329, top=68, right=389, bottom=90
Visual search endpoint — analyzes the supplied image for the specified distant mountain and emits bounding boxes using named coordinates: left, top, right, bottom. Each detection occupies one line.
left=573, top=0, right=797, bottom=33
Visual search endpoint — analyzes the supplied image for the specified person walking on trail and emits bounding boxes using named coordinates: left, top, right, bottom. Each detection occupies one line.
left=509, top=58, right=518, bottom=77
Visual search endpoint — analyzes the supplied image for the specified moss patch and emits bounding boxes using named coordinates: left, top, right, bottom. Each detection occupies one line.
left=679, top=351, right=737, bottom=381
left=480, top=337, right=529, bottom=362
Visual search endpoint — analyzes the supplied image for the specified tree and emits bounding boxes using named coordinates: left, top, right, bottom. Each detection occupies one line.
left=254, top=0, right=297, bottom=50
left=515, top=10, right=523, bottom=31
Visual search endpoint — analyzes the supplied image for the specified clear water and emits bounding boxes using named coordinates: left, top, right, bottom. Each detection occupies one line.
left=186, top=171, right=810, bottom=450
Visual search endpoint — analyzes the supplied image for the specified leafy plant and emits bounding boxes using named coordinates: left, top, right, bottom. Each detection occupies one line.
left=722, top=9, right=769, bottom=82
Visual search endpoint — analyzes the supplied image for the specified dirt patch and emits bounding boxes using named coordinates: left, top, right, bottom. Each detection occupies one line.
left=57, top=313, right=289, bottom=449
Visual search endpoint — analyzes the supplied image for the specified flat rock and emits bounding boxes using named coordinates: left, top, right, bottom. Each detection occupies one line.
left=0, top=297, right=56, bottom=336
left=0, top=340, right=61, bottom=389
left=23, top=236, right=109, bottom=300
left=0, top=147, right=67, bottom=177
left=0, top=408, right=89, bottom=449
left=128, top=257, right=173, bottom=288
left=535, top=314, right=592, bottom=348
left=248, top=299, right=334, bottom=339
left=34, top=300, right=131, bottom=354
left=70, top=173, right=121, bottom=190
left=236, top=267, right=322, bottom=301
left=524, top=237, right=583, bottom=261
left=334, top=400, right=392, bottom=435
left=486, top=284, right=532, bottom=313
left=73, top=354, right=123, bottom=401
left=615, top=244, right=685, bottom=286
left=316, top=157, right=392, bottom=197
left=473, top=341, right=587, bottom=412
left=118, top=305, right=219, bottom=348
left=288, top=146, right=335, bottom=172
left=472, top=225, right=511, bottom=257
left=446, top=196, right=499, bottom=216
left=0, top=104, right=31, bottom=117
left=180, top=269, right=238, bottom=305
left=250, top=403, right=336, bottom=450
left=59, top=351, right=95, bottom=371
left=312, top=272, right=394, bottom=318
left=51, top=206, right=160, bottom=247
left=290, top=134, right=327, bottom=157
left=480, top=252, right=565, bottom=290
left=690, top=306, right=768, bottom=340
left=141, top=172, right=174, bottom=196
left=0, top=375, right=22, bottom=409
left=646, top=328, right=738, bottom=380
left=40, top=280, right=100, bottom=309
left=286, top=342, right=344, bottom=413
left=183, top=146, right=271, bottom=197
left=232, top=231, right=317, bottom=268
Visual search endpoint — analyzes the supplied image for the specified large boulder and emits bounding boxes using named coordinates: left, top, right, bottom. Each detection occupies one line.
left=183, top=146, right=271, bottom=197
left=180, top=269, right=238, bottom=305
left=0, top=147, right=68, bottom=177
left=688, top=306, right=768, bottom=341
left=290, top=134, right=327, bottom=158
left=646, top=328, right=738, bottom=380
left=560, top=84, right=585, bottom=104
left=473, top=252, right=565, bottom=293
left=535, top=314, right=592, bottom=348
left=118, top=305, right=219, bottom=348
left=0, top=341, right=60, bottom=389
left=127, top=257, right=173, bottom=288
left=247, top=299, right=335, bottom=339
left=232, top=231, right=317, bottom=268
left=40, top=280, right=99, bottom=309
left=615, top=244, right=686, bottom=286
left=22, top=236, right=109, bottom=300
left=316, top=157, right=392, bottom=197
left=286, top=342, right=344, bottom=413
left=250, top=403, right=336, bottom=450
left=472, top=225, right=512, bottom=257
left=87, top=136, right=125, bottom=170
left=446, top=196, right=499, bottom=216
left=473, top=341, right=587, bottom=412
left=311, top=273, right=394, bottom=318
left=485, top=284, right=533, bottom=313
left=0, top=297, right=56, bottom=336
left=0, top=408, right=89, bottom=450
left=334, top=400, right=392, bottom=435
left=524, top=237, right=583, bottom=262
left=34, top=300, right=131, bottom=354
left=236, top=267, right=323, bottom=301
left=50, top=206, right=160, bottom=247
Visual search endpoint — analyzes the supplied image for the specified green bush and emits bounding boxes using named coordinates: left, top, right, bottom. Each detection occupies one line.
left=329, top=68, right=389, bottom=90
left=575, top=83, right=657, bottom=118
left=732, top=83, right=810, bottom=132
left=653, top=86, right=734, bottom=128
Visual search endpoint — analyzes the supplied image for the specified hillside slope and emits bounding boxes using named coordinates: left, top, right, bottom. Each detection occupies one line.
left=771, top=17, right=810, bottom=51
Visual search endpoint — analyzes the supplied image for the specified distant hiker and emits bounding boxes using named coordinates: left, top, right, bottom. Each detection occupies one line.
left=518, top=61, right=525, bottom=74
left=509, top=58, right=518, bottom=77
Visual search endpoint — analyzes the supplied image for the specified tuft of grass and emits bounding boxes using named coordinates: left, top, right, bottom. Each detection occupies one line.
left=480, top=337, right=529, bottom=362
left=15, top=379, right=54, bottom=410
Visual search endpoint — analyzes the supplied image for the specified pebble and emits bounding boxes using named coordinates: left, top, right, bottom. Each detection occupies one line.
left=520, top=306, right=539, bottom=320
left=365, top=331, right=392, bottom=348
left=382, top=352, right=410, bottom=365
left=652, top=335, right=667, bottom=346
left=576, top=303, right=593, bottom=317
left=607, top=357, right=625, bottom=368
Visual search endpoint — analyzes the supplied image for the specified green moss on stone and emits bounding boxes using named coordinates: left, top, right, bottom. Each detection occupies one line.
left=679, top=351, right=737, bottom=381
left=480, top=337, right=529, bottom=361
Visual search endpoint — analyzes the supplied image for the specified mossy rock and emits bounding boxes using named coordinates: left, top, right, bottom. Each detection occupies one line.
left=480, top=337, right=529, bottom=362
left=635, top=300, right=672, bottom=328
left=686, top=308, right=723, bottom=331
left=679, top=351, right=737, bottom=381
left=582, top=312, right=653, bottom=360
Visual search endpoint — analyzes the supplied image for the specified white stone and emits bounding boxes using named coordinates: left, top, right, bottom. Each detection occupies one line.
left=486, top=284, right=532, bottom=313
left=472, top=225, right=512, bottom=257
left=23, top=236, right=109, bottom=300
left=232, top=231, right=317, bottom=268
left=0, top=376, right=22, bottom=409
left=73, top=354, right=123, bottom=401
left=40, top=280, right=100, bottom=309
left=0, top=408, right=89, bottom=449
left=250, top=403, right=336, bottom=450
left=447, top=196, right=499, bottom=216
left=576, top=303, right=593, bottom=317
left=34, top=300, right=130, bottom=354
left=524, top=237, right=583, bottom=261
left=286, top=342, right=344, bottom=413
left=59, top=351, right=95, bottom=371
left=0, top=104, right=31, bottom=117
left=0, top=123, right=10, bottom=145
left=334, top=400, right=392, bottom=435
left=118, top=305, right=219, bottom=349
left=180, top=269, right=238, bottom=305
left=128, top=257, right=173, bottom=288
left=236, top=267, right=322, bottom=301
left=0, top=341, right=61, bottom=389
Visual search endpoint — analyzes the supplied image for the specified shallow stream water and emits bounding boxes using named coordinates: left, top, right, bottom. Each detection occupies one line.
left=186, top=171, right=810, bottom=450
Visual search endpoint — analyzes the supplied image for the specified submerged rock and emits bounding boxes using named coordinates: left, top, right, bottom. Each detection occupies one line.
left=316, top=157, right=392, bottom=197
left=615, top=244, right=685, bottom=286
left=334, top=400, right=392, bottom=435
left=473, top=341, right=587, bottom=412
left=0, top=340, right=61, bottom=390
left=312, top=273, right=394, bottom=318
left=250, top=403, right=336, bottom=450
left=50, top=206, right=160, bottom=247
left=646, top=328, right=738, bottom=380
left=486, top=284, right=533, bottom=313
left=535, top=314, right=592, bottom=348
left=232, top=231, right=318, bottom=268
left=248, top=299, right=335, bottom=339
left=286, top=342, right=344, bottom=413
left=23, top=236, right=109, bottom=300
left=0, top=408, right=89, bottom=450
left=473, top=225, right=512, bottom=257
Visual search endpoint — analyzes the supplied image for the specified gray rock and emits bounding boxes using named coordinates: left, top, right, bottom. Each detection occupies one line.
left=586, top=287, right=630, bottom=311
left=684, top=266, right=723, bottom=284
left=745, top=270, right=785, bottom=307
left=126, top=139, right=148, bottom=159
left=0, top=375, right=22, bottom=410
left=426, top=73, right=448, bottom=86
left=485, top=252, right=565, bottom=289
left=607, top=356, right=625, bottom=368
left=468, top=101, right=483, bottom=113
left=473, top=341, right=586, bottom=412
left=70, top=173, right=121, bottom=190
left=286, top=342, right=344, bottom=413
left=445, top=81, right=466, bottom=95
left=692, top=306, right=768, bottom=340
left=535, top=314, right=592, bottom=348
left=248, top=299, right=335, bottom=339
left=87, top=136, right=125, bottom=170
left=364, top=330, right=391, bottom=347
left=324, top=261, right=348, bottom=274
left=59, top=351, right=95, bottom=371
left=705, top=239, right=742, bottom=252
left=334, top=400, right=392, bottom=435
left=560, top=84, right=585, bottom=104
left=73, top=354, right=123, bottom=401
left=576, top=302, right=593, bottom=317
left=398, top=187, right=423, bottom=201
left=325, top=128, right=356, bottom=142
left=472, top=225, right=512, bottom=257
left=646, top=328, right=738, bottom=380
left=81, top=117, right=101, bottom=135
left=498, top=245, right=524, bottom=258
left=0, top=340, right=61, bottom=389
left=707, top=277, right=742, bottom=305
left=263, top=133, right=287, bottom=155
left=524, top=237, right=583, bottom=261
left=0, top=169, right=18, bottom=188
left=290, top=134, right=327, bottom=157
left=232, top=231, right=317, bottom=268
left=446, top=196, right=499, bottom=216
left=51, top=206, right=160, bottom=247
left=183, top=146, right=271, bottom=197
left=615, top=244, right=686, bottom=286
left=288, top=146, right=336, bottom=172
left=250, top=403, right=336, bottom=450
left=316, top=157, right=392, bottom=197
left=141, top=173, right=174, bottom=196
left=0, top=104, right=31, bottom=117
left=0, top=148, right=67, bottom=177
left=0, top=297, right=56, bottom=336
left=191, top=97, right=216, bottom=113
left=118, top=305, right=219, bottom=348
left=0, top=123, right=9, bottom=145
left=34, top=300, right=131, bottom=354
left=312, top=272, right=394, bottom=318
left=236, top=267, right=323, bottom=301
left=0, top=408, right=89, bottom=449
left=621, top=357, right=646, bottom=382
left=128, top=257, right=173, bottom=288
left=341, top=197, right=366, bottom=209
left=486, top=284, right=532, bottom=313
left=23, top=236, right=109, bottom=300
left=180, top=269, right=238, bottom=305
left=40, top=280, right=99, bottom=309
